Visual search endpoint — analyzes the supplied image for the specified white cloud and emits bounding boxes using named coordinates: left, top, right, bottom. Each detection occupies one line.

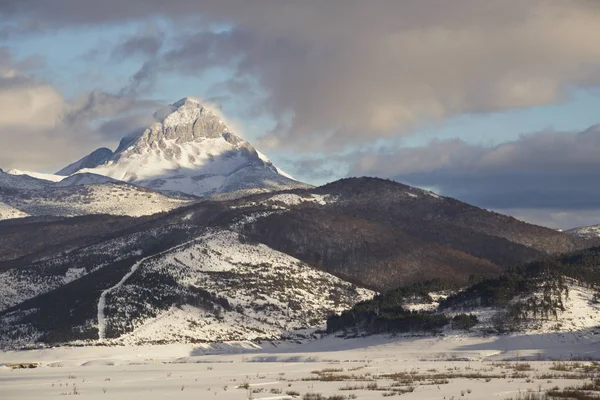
left=0, top=78, right=64, bottom=129
left=0, top=52, right=157, bottom=171
left=4, top=1, right=600, bottom=149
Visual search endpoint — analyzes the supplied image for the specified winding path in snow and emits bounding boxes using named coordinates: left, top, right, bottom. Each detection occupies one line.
left=96, top=238, right=201, bottom=341
left=97, top=258, right=145, bottom=341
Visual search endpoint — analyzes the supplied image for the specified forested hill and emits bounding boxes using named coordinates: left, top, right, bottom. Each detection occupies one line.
left=327, top=246, right=600, bottom=335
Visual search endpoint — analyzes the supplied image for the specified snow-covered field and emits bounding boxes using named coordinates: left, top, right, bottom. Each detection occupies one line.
left=2, top=334, right=600, bottom=400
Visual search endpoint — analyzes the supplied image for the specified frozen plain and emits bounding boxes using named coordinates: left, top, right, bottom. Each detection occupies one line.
left=2, top=332, right=600, bottom=400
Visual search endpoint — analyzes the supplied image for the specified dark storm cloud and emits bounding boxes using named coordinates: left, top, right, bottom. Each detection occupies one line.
left=117, top=61, right=160, bottom=97
left=66, top=91, right=159, bottom=126
left=110, top=34, right=163, bottom=61
left=346, top=126, right=600, bottom=227
left=96, top=113, right=154, bottom=140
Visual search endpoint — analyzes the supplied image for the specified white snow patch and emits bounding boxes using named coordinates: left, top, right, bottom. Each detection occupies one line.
left=0, top=202, right=29, bottom=221
left=97, top=238, right=200, bottom=341
left=566, top=224, right=600, bottom=238
left=64, top=268, right=86, bottom=283
left=6, top=169, right=65, bottom=183
left=102, top=230, right=373, bottom=345
left=267, top=193, right=335, bottom=206
left=0, top=183, right=189, bottom=218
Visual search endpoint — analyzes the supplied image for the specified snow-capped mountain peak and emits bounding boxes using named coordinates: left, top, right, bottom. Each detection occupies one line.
left=153, top=97, right=227, bottom=135
left=59, top=97, right=308, bottom=197
left=129, top=97, right=238, bottom=151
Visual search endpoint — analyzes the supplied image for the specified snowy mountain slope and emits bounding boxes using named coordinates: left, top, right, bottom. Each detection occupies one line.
left=103, top=230, right=373, bottom=344
left=239, top=179, right=596, bottom=292
left=1, top=165, right=191, bottom=220
left=56, top=147, right=113, bottom=176
left=60, top=97, right=309, bottom=197
left=0, top=177, right=598, bottom=348
left=0, top=224, right=184, bottom=313
left=328, top=245, right=600, bottom=337
left=0, top=169, right=52, bottom=190
left=443, top=282, right=600, bottom=335
left=565, top=224, right=600, bottom=239
left=3, top=168, right=116, bottom=188
left=0, top=182, right=190, bottom=218
left=6, top=169, right=65, bottom=183
left=0, top=216, right=372, bottom=347
left=0, top=202, right=29, bottom=221
left=0, top=188, right=366, bottom=347
left=331, top=280, right=600, bottom=339
left=53, top=173, right=119, bottom=187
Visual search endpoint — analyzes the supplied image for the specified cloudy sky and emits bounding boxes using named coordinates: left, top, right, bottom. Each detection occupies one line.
left=1, top=0, right=600, bottom=229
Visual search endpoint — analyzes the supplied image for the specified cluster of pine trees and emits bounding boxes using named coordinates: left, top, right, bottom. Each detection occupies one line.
left=327, top=280, right=462, bottom=334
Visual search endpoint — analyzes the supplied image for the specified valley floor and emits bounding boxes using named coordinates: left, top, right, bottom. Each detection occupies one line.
left=2, top=333, right=600, bottom=400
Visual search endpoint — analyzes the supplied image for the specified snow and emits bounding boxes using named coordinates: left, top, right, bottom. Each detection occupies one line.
left=0, top=170, right=50, bottom=190
left=0, top=183, right=189, bottom=219
left=1, top=168, right=191, bottom=220
left=56, top=148, right=114, bottom=176
left=68, top=98, right=306, bottom=197
left=404, top=291, right=450, bottom=312
left=5, top=98, right=307, bottom=200
left=0, top=230, right=161, bottom=313
left=230, top=194, right=336, bottom=211
left=100, top=230, right=373, bottom=345
left=532, top=284, right=600, bottom=333
left=3, top=334, right=600, bottom=399
left=161, top=98, right=213, bottom=128
left=0, top=202, right=29, bottom=221
left=267, top=193, right=336, bottom=206
left=53, top=173, right=117, bottom=187
left=80, top=136, right=302, bottom=197
left=439, top=282, right=600, bottom=338
left=63, top=268, right=86, bottom=283
left=256, top=150, right=296, bottom=180
left=97, top=238, right=200, bottom=341
left=6, top=169, right=65, bottom=183
left=566, top=224, right=600, bottom=238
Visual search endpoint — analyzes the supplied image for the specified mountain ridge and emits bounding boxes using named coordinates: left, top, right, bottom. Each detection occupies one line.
left=565, top=223, right=600, bottom=239
left=56, top=148, right=113, bottom=176
left=0, top=168, right=190, bottom=220
left=0, top=177, right=596, bottom=348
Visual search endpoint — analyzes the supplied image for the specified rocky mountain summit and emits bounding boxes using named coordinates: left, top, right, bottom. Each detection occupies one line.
left=62, top=97, right=308, bottom=197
